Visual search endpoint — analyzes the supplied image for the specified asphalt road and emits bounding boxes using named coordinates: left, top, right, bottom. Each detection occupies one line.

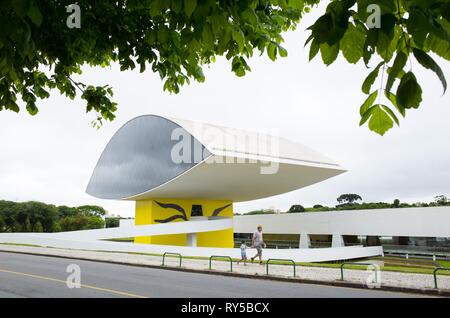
left=0, top=251, right=417, bottom=298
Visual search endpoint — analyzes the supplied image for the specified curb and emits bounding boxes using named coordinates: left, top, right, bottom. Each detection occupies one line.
left=1, top=248, right=449, bottom=297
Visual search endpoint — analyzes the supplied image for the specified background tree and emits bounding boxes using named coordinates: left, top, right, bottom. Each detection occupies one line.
left=243, top=209, right=277, bottom=215
left=77, top=205, right=107, bottom=217
left=0, top=199, right=106, bottom=232
left=337, top=193, right=362, bottom=204
left=288, top=204, right=305, bottom=213
left=58, top=214, right=105, bottom=232
left=393, top=198, right=400, bottom=208
left=22, top=201, right=57, bottom=232
left=57, top=205, right=79, bottom=218
left=0, top=0, right=448, bottom=133
left=434, top=195, right=448, bottom=206
left=105, top=217, right=120, bottom=228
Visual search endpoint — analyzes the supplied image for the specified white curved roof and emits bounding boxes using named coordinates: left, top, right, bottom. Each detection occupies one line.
left=86, top=115, right=346, bottom=202
left=169, top=117, right=339, bottom=167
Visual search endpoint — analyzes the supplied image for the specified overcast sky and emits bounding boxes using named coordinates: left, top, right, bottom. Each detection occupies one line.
left=1, top=7, right=449, bottom=217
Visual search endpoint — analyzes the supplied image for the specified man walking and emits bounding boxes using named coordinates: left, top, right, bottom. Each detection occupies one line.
left=251, top=225, right=266, bottom=264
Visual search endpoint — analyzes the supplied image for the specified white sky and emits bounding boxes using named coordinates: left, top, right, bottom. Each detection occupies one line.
left=1, top=7, right=449, bottom=217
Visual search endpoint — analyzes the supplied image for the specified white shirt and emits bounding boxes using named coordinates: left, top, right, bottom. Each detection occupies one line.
left=253, top=231, right=263, bottom=245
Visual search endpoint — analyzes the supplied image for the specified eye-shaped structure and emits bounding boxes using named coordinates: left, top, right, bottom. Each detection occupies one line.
left=86, top=115, right=210, bottom=200
left=86, top=115, right=346, bottom=202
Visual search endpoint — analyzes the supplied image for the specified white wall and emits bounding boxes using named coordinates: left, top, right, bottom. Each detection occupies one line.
left=0, top=232, right=382, bottom=262
left=119, top=219, right=135, bottom=228
left=234, top=207, right=450, bottom=237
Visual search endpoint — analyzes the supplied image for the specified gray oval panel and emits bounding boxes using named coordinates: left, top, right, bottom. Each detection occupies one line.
left=86, top=115, right=210, bottom=199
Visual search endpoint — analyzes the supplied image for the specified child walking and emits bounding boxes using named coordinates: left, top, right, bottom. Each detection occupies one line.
left=237, top=240, right=247, bottom=265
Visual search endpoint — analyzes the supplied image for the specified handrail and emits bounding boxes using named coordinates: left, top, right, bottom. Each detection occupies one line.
left=433, top=268, right=450, bottom=289
left=162, top=252, right=182, bottom=267
left=266, top=259, right=296, bottom=277
left=339, top=262, right=379, bottom=282
left=209, top=255, right=233, bottom=272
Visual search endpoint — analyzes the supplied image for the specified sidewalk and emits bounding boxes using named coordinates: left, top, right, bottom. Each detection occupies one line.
left=0, top=244, right=449, bottom=294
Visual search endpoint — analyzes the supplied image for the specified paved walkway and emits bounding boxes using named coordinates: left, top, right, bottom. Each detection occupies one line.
left=0, top=244, right=448, bottom=292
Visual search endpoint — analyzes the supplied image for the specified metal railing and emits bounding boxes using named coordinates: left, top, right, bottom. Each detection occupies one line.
left=433, top=268, right=450, bottom=289
left=339, top=262, right=379, bottom=281
left=162, top=252, right=182, bottom=267
left=266, top=259, right=296, bottom=277
left=209, top=255, right=233, bottom=272
left=154, top=253, right=450, bottom=291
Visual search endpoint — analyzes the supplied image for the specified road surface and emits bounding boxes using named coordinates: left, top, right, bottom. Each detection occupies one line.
left=0, top=251, right=417, bottom=298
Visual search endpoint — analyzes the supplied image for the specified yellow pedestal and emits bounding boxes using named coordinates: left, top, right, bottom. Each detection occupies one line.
left=134, top=199, right=233, bottom=247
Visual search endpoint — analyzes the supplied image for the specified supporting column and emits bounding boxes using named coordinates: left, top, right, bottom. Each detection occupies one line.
left=134, top=198, right=233, bottom=247
left=299, top=233, right=310, bottom=249
left=331, top=234, right=345, bottom=248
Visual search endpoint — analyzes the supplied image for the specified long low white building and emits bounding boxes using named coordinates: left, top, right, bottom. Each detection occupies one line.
left=233, top=206, right=450, bottom=253
left=234, top=206, right=450, bottom=237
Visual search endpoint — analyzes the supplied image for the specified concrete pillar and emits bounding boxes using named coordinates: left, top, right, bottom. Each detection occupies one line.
left=331, top=234, right=345, bottom=248
left=299, top=233, right=311, bottom=249
left=187, top=233, right=197, bottom=247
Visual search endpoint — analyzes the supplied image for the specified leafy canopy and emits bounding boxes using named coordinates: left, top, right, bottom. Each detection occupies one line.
left=337, top=193, right=362, bottom=204
left=0, top=0, right=448, bottom=134
left=307, top=0, right=449, bottom=135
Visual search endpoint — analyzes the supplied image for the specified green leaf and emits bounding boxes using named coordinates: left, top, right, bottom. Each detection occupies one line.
left=27, top=1, right=43, bottom=26
left=340, top=23, right=365, bottom=64
left=184, top=0, right=197, bottom=17
left=396, top=72, right=423, bottom=109
left=171, top=0, right=183, bottom=14
left=241, top=8, right=258, bottom=27
left=412, top=48, right=447, bottom=93
left=202, top=24, right=214, bottom=49
left=360, top=90, right=378, bottom=116
left=7, top=100, right=20, bottom=113
left=425, top=33, right=450, bottom=61
left=406, top=8, right=430, bottom=47
left=320, top=42, right=339, bottom=66
left=150, top=0, right=166, bottom=16
left=376, top=24, right=400, bottom=63
left=309, top=39, right=320, bottom=61
left=278, top=45, right=288, bottom=58
left=362, top=28, right=378, bottom=66
left=381, top=104, right=399, bottom=125
left=26, top=102, right=39, bottom=116
left=267, top=43, right=277, bottom=61
left=386, top=51, right=407, bottom=93
left=309, top=14, right=333, bottom=44
left=359, top=105, right=375, bottom=126
left=232, top=29, right=245, bottom=51
left=385, top=91, right=405, bottom=117
left=361, top=61, right=384, bottom=94
left=231, top=56, right=250, bottom=77
left=368, top=105, right=394, bottom=136
left=13, top=0, right=31, bottom=17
